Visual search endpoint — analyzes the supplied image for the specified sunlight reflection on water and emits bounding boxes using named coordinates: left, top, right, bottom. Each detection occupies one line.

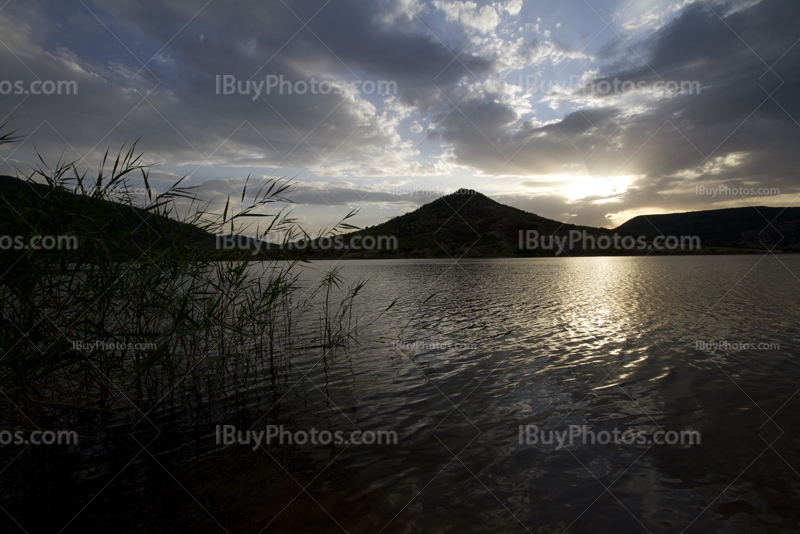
left=4, top=255, right=800, bottom=532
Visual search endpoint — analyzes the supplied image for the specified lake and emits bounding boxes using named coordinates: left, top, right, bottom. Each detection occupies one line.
left=3, top=255, right=800, bottom=533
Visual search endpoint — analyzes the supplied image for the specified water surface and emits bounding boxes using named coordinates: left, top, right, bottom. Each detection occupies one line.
left=4, top=256, right=800, bottom=533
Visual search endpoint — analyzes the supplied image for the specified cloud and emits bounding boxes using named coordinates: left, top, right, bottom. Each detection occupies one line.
left=502, top=0, right=524, bottom=17
left=0, top=0, right=798, bottom=233
left=433, top=1, right=501, bottom=34
left=193, top=177, right=446, bottom=207
left=420, top=0, right=800, bottom=225
left=0, top=0, right=499, bottom=180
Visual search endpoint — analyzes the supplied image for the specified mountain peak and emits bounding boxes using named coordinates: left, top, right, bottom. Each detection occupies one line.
left=442, top=188, right=483, bottom=199
left=452, top=188, right=478, bottom=196
left=436, top=188, right=493, bottom=208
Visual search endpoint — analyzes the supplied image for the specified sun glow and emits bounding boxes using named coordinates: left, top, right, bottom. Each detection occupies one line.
left=559, top=175, right=636, bottom=201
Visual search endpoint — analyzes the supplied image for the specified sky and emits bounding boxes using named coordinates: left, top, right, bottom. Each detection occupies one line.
left=0, top=0, right=798, bottom=233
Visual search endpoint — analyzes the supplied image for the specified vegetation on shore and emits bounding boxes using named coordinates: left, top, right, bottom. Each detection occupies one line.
left=0, top=129, right=370, bottom=431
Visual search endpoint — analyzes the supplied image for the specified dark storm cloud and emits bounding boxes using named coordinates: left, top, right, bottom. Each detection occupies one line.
left=600, top=0, right=800, bottom=205
left=99, top=0, right=497, bottom=110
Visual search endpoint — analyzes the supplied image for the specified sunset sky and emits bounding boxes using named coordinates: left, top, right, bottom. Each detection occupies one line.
left=0, top=0, right=797, bottom=232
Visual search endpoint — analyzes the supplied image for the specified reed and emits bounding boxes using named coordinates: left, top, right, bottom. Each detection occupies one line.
left=0, top=130, right=367, bottom=430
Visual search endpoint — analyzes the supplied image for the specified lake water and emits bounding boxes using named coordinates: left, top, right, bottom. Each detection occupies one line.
left=3, top=255, right=800, bottom=533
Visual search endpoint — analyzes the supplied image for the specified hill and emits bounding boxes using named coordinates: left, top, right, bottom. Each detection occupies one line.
left=320, top=189, right=639, bottom=258
left=0, top=174, right=217, bottom=258
left=615, top=206, right=800, bottom=250
left=4, top=174, right=792, bottom=260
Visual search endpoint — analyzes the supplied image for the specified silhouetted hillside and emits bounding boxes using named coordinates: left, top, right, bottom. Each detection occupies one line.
left=0, top=175, right=217, bottom=256
left=328, top=189, right=631, bottom=258
left=4, top=175, right=790, bottom=260
left=616, top=207, right=800, bottom=250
